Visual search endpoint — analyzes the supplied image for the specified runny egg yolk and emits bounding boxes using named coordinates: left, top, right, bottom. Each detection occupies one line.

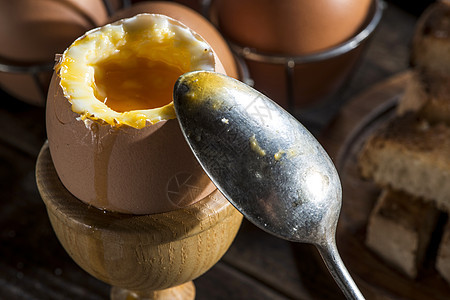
left=93, top=56, right=185, bottom=112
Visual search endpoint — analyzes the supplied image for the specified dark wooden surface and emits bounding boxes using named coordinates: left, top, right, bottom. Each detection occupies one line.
left=0, top=2, right=427, bottom=299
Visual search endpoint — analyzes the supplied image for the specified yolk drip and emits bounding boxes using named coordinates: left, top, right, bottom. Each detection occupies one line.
left=94, top=56, right=186, bottom=112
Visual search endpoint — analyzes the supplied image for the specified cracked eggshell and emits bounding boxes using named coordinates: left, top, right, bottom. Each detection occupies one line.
left=109, top=1, right=239, bottom=79
left=46, top=14, right=226, bottom=215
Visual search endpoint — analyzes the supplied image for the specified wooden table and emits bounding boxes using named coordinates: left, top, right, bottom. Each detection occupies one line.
left=0, top=3, right=423, bottom=299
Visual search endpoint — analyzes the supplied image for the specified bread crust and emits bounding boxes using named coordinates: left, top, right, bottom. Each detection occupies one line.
left=358, top=114, right=450, bottom=211
left=410, top=0, right=450, bottom=75
left=358, top=0, right=450, bottom=283
left=366, top=188, right=440, bottom=278
left=397, top=70, right=450, bottom=125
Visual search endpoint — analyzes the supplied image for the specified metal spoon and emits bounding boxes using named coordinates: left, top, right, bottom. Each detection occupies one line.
left=173, top=71, right=364, bottom=300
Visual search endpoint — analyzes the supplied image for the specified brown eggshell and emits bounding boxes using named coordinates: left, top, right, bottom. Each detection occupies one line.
left=130, top=0, right=204, bottom=12
left=64, top=0, right=109, bottom=26
left=0, top=0, right=99, bottom=63
left=46, top=16, right=227, bottom=215
left=169, top=0, right=204, bottom=12
left=109, top=1, right=239, bottom=79
left=214, top=0, right=372, bottom=54
left=211, top=0, right=380, bottom=110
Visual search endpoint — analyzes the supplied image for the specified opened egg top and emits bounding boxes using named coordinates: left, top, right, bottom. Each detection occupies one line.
left=57, top=13, right=219, bottom=128
left=46, top=14, right=226, bottom=214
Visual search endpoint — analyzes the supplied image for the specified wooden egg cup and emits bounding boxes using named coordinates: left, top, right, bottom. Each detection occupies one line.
left=36, top=142, right=243, bottom=299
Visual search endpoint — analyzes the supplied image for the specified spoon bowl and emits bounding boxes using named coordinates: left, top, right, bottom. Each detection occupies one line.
left=173, top=71, right=364, bottom=299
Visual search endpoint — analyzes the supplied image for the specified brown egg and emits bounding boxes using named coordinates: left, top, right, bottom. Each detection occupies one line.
left=110, top=1, right=239, bottom=79
left=46, top=14, right=227, bottom=215
left=129, top=0, right=205, bottom=12
left=166, top=0, right=204, bottom=12
left=0, top=0, right=107, bottom=63
left=210, top=0, right=380, bottom=110
left=214, top=0, right=372, bottom=54
left=65, top=0, right=109, bottom=27
left=0, top=0, right=108, bottom=106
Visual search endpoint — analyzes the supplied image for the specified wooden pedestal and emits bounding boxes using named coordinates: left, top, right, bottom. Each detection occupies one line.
left=36, top=142, right=243, bottom=299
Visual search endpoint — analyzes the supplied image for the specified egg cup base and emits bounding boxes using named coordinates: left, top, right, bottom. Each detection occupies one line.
left=36, top=142, right=243, bottom=295
left=110, top=281, right=195, bottom=300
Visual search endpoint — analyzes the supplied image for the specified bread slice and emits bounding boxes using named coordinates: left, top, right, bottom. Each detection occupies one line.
left=410, top=0, right=450, bottom=75
left=360, top=0, right=450, bottom=283
left=399, top=0, right=450, bottom=124
left=397, top=70, right=450, bottom=125
left=366, top=188, right=440, bottom=278
left=358, top=113, right=450, bottom=211
left=436, top=218, right=450, bottom=284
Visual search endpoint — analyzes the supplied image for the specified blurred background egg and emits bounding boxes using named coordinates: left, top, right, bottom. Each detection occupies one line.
left=0, top=0, right=109, bottom=106
left=128, top=0, right=206, bottom=14
left=65, top=0, right=110, bottom=28
left=208, top=0, right=381, bottom=115
left=0, top=0, right=107, bottom=63
left=213, top=0, right=372, bottom=55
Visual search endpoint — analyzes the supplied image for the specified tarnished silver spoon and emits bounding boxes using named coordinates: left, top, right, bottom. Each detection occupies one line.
left=173, top=71, right=364, bottom=300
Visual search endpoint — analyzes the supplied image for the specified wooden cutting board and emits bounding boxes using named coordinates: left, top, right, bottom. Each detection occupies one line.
left=311, top=70, right=450, bottom=300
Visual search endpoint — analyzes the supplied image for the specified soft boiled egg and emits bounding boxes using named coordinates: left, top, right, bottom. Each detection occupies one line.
left=46, top=13, right=227, bottom=215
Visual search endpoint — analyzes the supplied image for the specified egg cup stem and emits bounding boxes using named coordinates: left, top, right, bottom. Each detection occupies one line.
left=36, top=142, right=242, bottom=299
left=110, top=281, right=195, bottom=300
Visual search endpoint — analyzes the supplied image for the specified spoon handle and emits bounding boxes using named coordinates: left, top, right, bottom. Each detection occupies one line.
left=316, top=241, right=365, bottom=300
